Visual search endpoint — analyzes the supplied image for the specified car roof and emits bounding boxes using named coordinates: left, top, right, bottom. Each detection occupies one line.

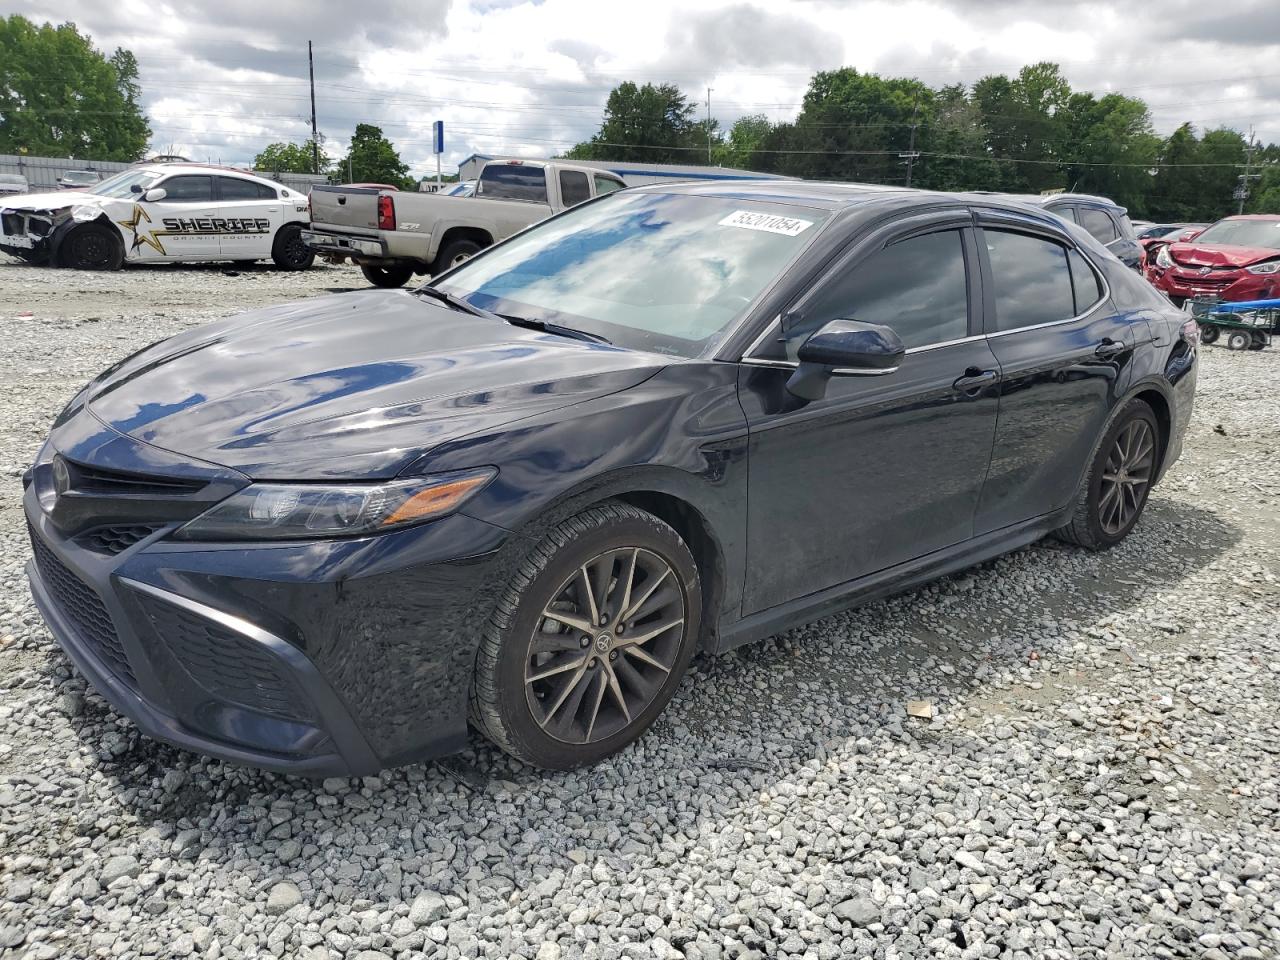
left=139, top=162, right=282, bottom=186
left=1215, top=214, right=1280, bottom=222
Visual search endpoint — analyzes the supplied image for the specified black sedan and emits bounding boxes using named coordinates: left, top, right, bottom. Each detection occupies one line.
left=23, top=182, right=1198, bottom=773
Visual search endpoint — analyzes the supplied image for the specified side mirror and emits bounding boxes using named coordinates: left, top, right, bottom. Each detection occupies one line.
left=130, top=182, right=143, bottom=194
left=786, top=319, right=906, bottom=401
left=143, top=187, right=167, bottom=202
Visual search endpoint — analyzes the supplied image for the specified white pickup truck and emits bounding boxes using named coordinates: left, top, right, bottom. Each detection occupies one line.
left=303, top=159, right=627, bottom=287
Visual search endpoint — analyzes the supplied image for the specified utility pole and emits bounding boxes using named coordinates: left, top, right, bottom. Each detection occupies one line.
left=899, top=100, right=920, bottom=187
left=706, top=87, right=713, bottom=165
left=308, top=41, right=319, bottom=175
left=1236, top=126, right=1260, bottom=215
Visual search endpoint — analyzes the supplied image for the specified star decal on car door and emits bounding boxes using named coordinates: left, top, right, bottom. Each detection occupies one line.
left=115, top=204, right=166, bottom=255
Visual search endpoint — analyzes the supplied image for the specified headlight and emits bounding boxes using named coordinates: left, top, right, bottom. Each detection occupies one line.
left=175, top=468, right=496, bottom=541
left=1155, top=246, right=1173, bottom=268
left=1245, top=260, right=1280, bottom=275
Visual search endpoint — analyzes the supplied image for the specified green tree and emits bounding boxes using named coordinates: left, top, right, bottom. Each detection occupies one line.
left=0, top=15, right=150, bottom=160
left=714, top=114, right=772, bottom=169
left=915, top=83, right=1001, bottom=191
left=567, top=82, right=703, bottom=164
left=336, top=124, right=411, bottom=187
left=1058, top=92, right=1159, bottom=215
left=254, top=140, right=331, bottom=175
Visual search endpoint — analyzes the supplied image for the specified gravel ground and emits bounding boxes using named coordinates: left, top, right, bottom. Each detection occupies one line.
left=0, top=259, right=1277, bottom=960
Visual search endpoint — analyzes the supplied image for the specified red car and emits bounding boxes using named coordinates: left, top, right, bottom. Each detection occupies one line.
left=1146, top=215, right=1280, bottom=305
left=1138, top=223, right=1206, bottom=269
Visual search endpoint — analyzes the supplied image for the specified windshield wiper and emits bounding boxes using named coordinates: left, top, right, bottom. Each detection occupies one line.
left=500, top=314, right=611, bottom=345
left=411, top=284, right=500, bottom=320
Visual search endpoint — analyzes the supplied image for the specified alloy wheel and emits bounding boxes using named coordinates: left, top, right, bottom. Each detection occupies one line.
left=1098, top=419, right=1154, bottom=535
left=524, top=547, right=685, bottom=744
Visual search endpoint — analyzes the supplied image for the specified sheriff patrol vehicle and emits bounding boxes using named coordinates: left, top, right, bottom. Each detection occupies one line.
left=0, top=163, right=314, bottom=271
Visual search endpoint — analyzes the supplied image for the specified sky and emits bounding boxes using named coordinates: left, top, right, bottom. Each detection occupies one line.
left=12, top=0, right=1280, bottom=178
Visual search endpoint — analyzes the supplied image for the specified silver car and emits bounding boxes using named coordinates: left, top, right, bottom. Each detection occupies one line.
left=0, top=174, right=29, bottom=196
left=57, top=170, right=102, bottom=190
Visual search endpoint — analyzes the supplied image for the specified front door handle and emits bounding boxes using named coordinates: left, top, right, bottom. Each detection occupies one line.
left=1095, top=338, right=1128, bottom=358
left=953, top=368, right=999, bottom=394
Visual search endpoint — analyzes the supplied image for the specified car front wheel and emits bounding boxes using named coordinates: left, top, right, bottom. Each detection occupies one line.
left=59, top=223, right=124, bottom=270
left=471, top=502, right=701, bottom=769
left=1055, top=399, right=1159, bottom=550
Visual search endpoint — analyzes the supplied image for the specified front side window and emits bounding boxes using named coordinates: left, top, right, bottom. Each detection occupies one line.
left=594, top=176, right=624, bottom=196
left=1079, top=207, right=1118, bottom=243
left=985, top=230, right=1077, bottom=331
left=559, top=170, right=590, bottom=207
left=158, top=175, right=213, bottom=203
left=787, top=230, right=970, bottom=354
left=436, top=192, right=829, bottom=358
left=477, top=164, right=548, bottom=202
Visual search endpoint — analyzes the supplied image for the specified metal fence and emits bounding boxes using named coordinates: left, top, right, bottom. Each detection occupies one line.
left=0, top=154, right=328, bottom=194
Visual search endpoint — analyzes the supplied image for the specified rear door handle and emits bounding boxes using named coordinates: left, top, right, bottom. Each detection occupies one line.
left=953, top=368, right=999, bottom=394
left=1095, top=338, right=1127, bottom=358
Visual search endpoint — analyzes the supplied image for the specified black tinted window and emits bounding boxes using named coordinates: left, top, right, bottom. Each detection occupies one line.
left=219, top=176, right=276, bottom=201
left=559, top=170, right=590, bottom=207
left=798, top=230, right=969, bottom=351
left=985, top=230, right=1076, bottom=331
left=478, top=165, right=548, bottom=202
left=1079, top=207, right=1118, bottom=242
left=594, top=175, right=624, bottom=195
left=158, top=175, right=212, bottom=203
left=1068, top=249, right=1103, bottom=314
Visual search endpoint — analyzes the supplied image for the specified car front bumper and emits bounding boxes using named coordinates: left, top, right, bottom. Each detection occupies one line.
left=1146, top=264, right=1277, bottom=303
left=24, top=466, right=517, bottom=776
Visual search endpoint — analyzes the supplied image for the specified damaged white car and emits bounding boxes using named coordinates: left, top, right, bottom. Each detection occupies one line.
left=0, top=164, right=314, bottom=271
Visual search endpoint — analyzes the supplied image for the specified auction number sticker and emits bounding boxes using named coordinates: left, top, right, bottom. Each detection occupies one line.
left=718, top=210, right=813, bottom=237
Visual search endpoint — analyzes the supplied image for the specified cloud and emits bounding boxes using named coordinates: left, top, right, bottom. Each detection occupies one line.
left=6, top=0, right=1278, bottom=176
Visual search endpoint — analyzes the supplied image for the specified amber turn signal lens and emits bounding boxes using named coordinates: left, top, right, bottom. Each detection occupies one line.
left=381, top=473, right=492, bottom=525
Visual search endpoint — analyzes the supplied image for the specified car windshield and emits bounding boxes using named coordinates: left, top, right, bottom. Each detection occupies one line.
left=89, top=168, right=162, bottom=198
left=435, top=192, right=830, bottom=357
left=1192, top=219, right=1280, bottom=249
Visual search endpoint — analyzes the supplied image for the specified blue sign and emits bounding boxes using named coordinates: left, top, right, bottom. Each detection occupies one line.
left=433, top=121, right=444, bottom=155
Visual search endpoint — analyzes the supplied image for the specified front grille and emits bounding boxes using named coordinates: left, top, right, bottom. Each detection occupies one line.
left=28, top=527, right=137, bottom=686
left=136, top=595, right=315, bottom=724
left=76, top=524, right=164, bottom=556
left=66, top=461, right=206, bottom=498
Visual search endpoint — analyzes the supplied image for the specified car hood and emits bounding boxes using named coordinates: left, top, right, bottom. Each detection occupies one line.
left=1168, top=242, right=1280, bottom=268
left=85, top=290, right=667, bottom=480
left=0, top=190, right=98, bottom=210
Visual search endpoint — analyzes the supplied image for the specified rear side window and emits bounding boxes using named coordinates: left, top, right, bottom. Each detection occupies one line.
left=218, top=176, right=276, bottom=201
left=594, top=175, right=624, bottom=196
left=158, top=175, right=212, bottom=203
left=1079, top=207, right=1118, bottom=243
left=1067, top=249, right=1103, bottom=314
left=797, top=229, right=970, bottom=351
left=985, top=230, right=1077, bottom=331
left=558, top=170, right=590, bottom=207
left=478, top=165, right=548, bottom=202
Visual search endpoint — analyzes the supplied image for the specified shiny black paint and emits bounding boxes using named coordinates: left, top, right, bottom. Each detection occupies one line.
left=23, top=182, right=1197, bottom=774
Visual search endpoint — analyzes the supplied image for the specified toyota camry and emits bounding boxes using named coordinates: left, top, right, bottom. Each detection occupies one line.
left=24, top=182, right=1197, bottom=773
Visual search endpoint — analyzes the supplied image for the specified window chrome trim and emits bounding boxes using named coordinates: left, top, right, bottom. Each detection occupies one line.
left=739, top=356, right=899, bottom=376
left=740, top=316, right=984, bottom=369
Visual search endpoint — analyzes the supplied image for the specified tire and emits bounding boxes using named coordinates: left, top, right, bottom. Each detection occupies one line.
left=1054, top=400, right=1159, bottom=551
left=433, top=238, right=483, bottom=275
left=1198, top=324, right=1219, bottom=345
left=471, top=502, right=701, bottom=770
left=271, top=223, right=314, bottom=271
left=1226, top=330, right=1251, bottom=351
left=59, top=223, right=123, bottom=271
left=1248, top=333, right=1266, bottom=351
left=360, top=264, right=415, bottom=288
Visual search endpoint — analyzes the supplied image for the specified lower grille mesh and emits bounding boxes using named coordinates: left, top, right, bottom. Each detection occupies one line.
left=136, top=595, right=315, bottom=724
left=29, top=528, right=137, bottom=686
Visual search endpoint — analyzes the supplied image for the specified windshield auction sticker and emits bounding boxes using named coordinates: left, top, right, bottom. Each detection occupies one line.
left=718, top=210, right=814, bottom=237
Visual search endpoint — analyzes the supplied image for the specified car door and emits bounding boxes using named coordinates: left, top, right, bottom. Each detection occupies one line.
left=972, top=209, right=1138, bottom=535
left=214, top=176, right=281, bottom=259
left=130, top=174, right=218, bottom=260
left=736, top=212, right=1001, bottom=615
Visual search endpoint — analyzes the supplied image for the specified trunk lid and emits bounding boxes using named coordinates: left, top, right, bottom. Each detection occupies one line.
left=308, top=185, right=382, bottom=232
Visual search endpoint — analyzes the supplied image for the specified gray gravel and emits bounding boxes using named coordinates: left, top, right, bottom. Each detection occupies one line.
left=1, top=259, right=1278, bottom=959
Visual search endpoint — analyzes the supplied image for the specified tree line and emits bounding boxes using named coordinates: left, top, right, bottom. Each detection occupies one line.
left=567, top=66, right=1280, bottom=222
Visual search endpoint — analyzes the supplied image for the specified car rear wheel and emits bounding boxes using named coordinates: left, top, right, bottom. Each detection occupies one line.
left=1226, top=330, right=1252, bottom=351
left=471, top=502, right=701, bottom=769
left=271, top=224, right=314, bottom=270
left=359, top=264, right=415, bottom=288
left=1054, top=400, right=1159, bottom=551
left=60, top=223, right=123, bottom=271
left=1198, top=324, right=1218, bottom=345
left=434, top=238, right=483, bottom=275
